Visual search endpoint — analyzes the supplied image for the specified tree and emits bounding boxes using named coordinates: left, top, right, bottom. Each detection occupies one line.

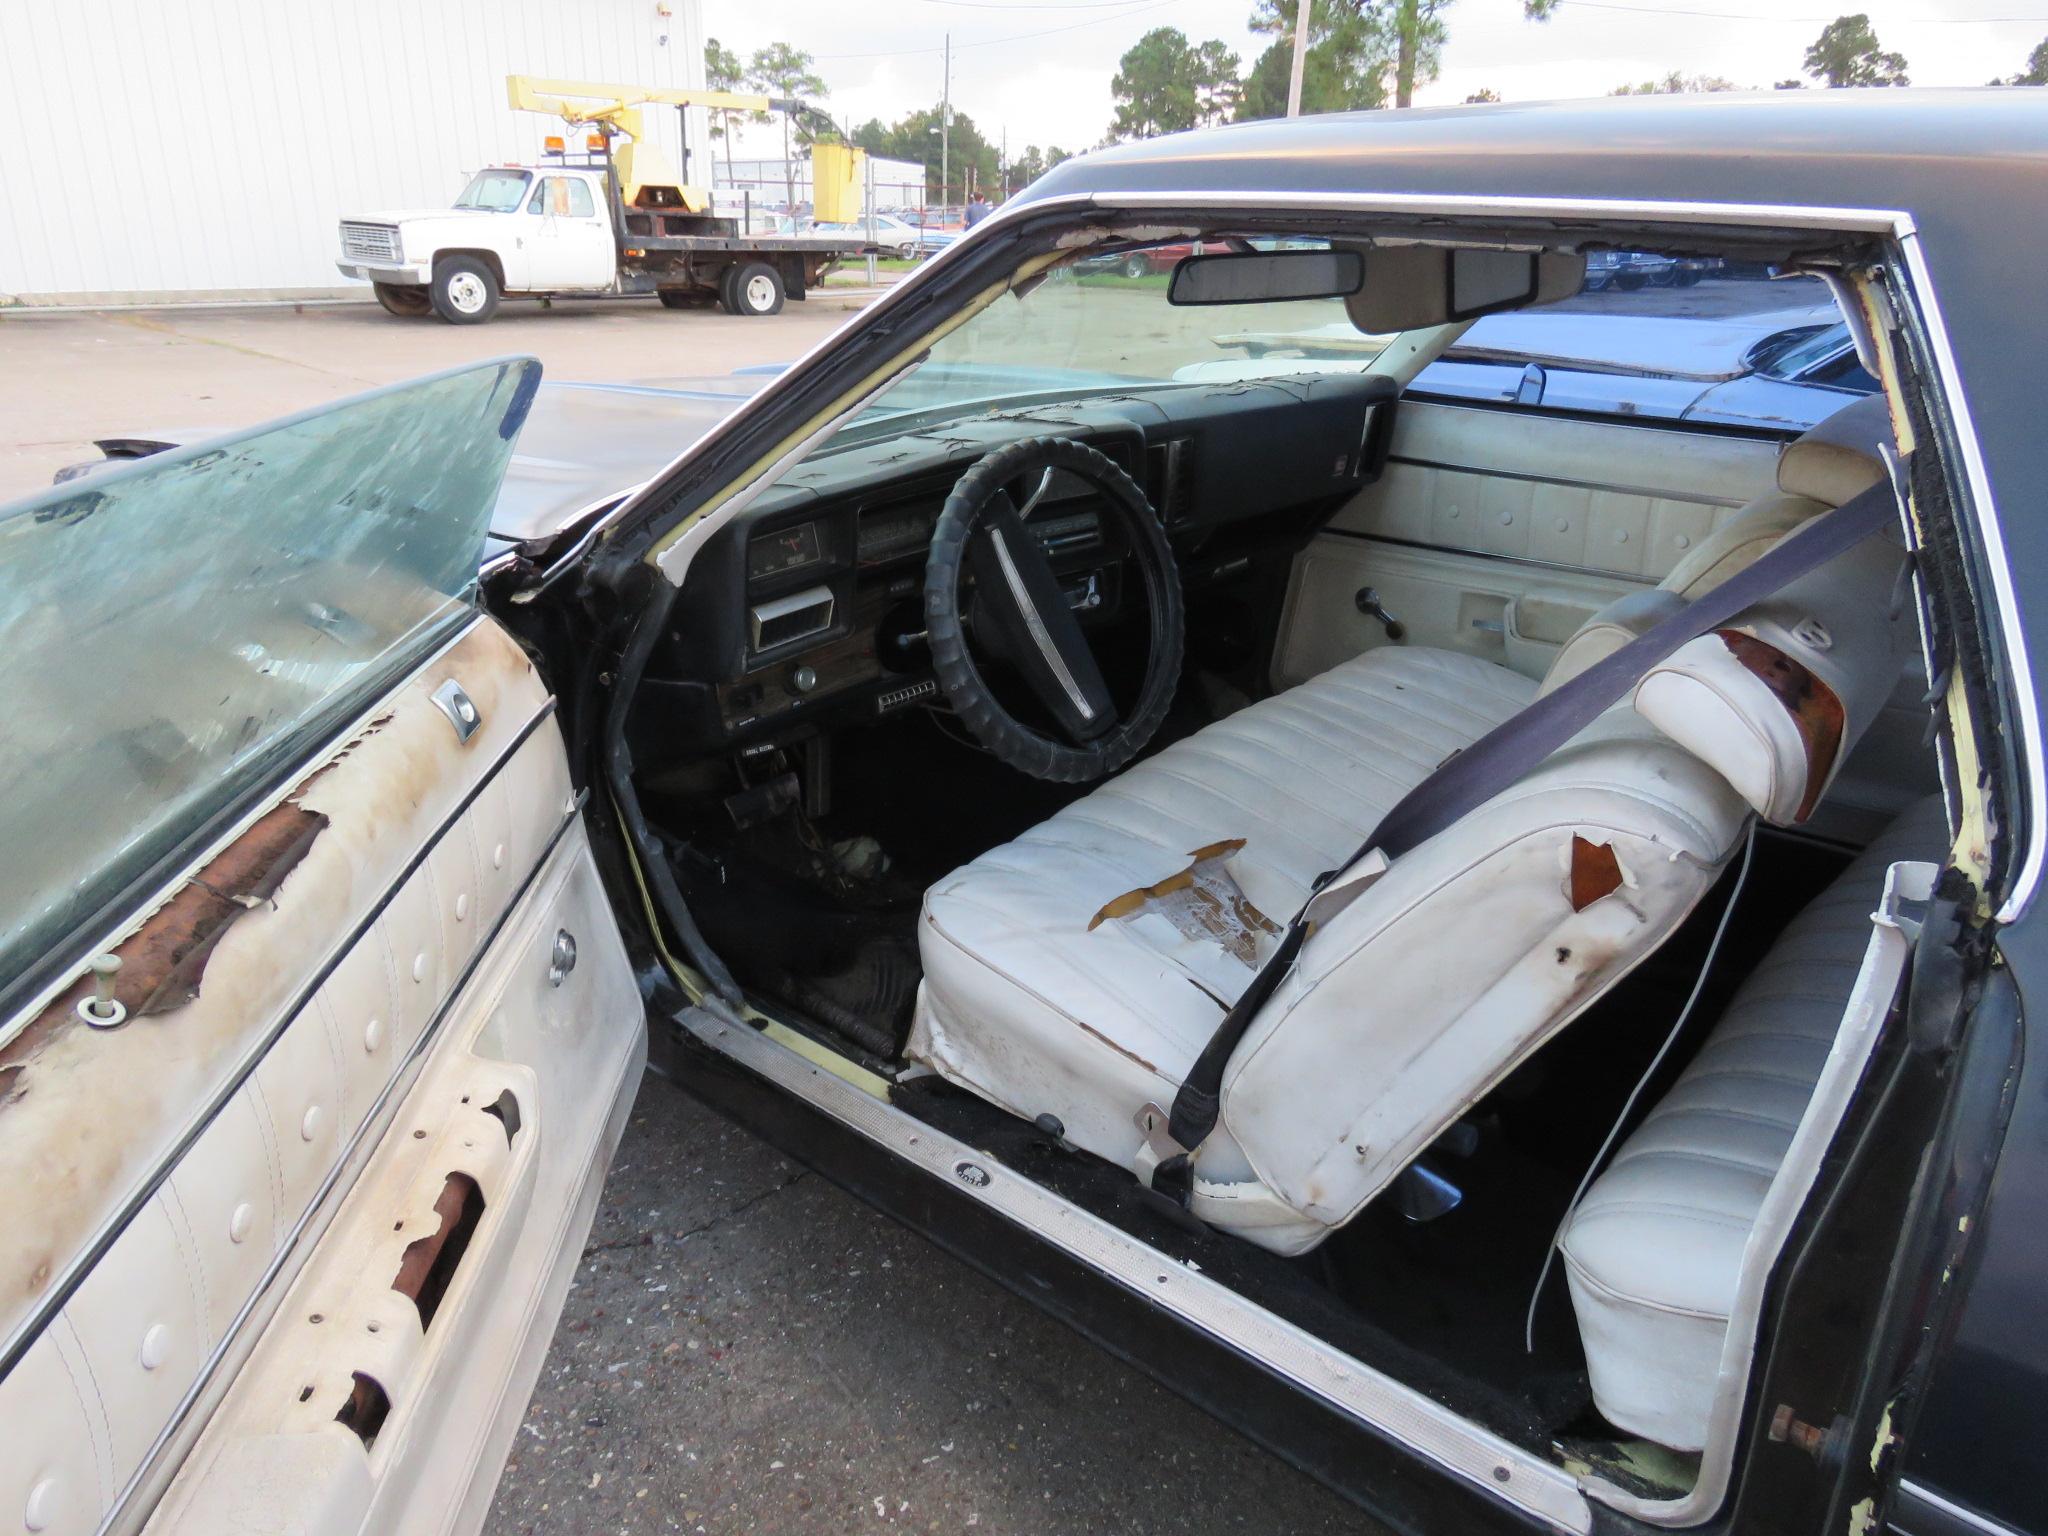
left=852, top=105, right=1002, bottom=205
left=1802, top=15, right=1908, bottom=86
left=1464, top=87, right=1502, bottom=102
left=1193, top=39, right=1245, bottom=124
left=703, top=37, right=758, bottom=188
left=1239, top=0, right=1556, bottom=117
left=1107, top=27, right=1242, bottom=139
left=1239, top=0, right=1391, bottom=119
left=746, top=43, right=829, bottom=210
left=1612, top=72, right=1738, bottom=93
left=1992, top=37, right=2048, bottom=84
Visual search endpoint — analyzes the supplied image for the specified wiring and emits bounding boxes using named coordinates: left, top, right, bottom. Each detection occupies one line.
left=1522, top=821, right=1759, bottom=1353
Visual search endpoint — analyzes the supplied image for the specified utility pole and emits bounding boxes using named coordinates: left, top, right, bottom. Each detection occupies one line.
left=941, top=32, right=951, bottom=215
left=1286, top=0, right=1312, bottom=117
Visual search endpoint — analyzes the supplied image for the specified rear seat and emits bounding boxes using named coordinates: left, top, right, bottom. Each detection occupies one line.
left=1558, top=794, right=1948, bottom=1451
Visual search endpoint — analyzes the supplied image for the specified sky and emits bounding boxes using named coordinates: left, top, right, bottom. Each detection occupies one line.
left=702, top=0, right=2046, bottom=159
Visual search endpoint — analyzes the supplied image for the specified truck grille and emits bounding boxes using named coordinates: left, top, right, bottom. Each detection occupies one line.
left=340, top=222, right=401, bottom=263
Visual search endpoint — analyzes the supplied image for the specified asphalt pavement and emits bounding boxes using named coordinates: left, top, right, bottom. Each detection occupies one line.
left=487, top=1071, right=1383, bottom=1536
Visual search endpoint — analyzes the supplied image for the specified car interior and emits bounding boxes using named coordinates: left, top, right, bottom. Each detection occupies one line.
left=616, top=224, right=1951, bottom=1508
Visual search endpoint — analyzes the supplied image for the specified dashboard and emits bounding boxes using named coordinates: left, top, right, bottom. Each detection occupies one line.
left=642, top=372, right=1398, bottom=758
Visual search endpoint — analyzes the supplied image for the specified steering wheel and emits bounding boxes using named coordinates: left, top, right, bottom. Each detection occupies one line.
left=924, top=436, right=1184, bottom=783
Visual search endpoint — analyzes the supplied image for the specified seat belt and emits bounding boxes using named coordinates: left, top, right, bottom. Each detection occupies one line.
left=1152, top=475, right=1899, bottom=1201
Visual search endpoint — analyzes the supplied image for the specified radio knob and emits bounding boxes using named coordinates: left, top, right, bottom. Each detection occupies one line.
left=790, top=664, right=820, bottom=695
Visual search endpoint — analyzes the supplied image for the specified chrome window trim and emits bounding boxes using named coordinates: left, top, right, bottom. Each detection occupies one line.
left=0, top=676, right=562, bottom=1380
left=682, top=1007, right=1594, bottom=1534
left=1894, top=1479, right=2024, bottom=1536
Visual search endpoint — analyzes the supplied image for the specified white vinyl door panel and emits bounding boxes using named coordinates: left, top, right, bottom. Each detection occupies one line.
left=1276, top=536, right=1653, bottom=689
left=0, top=618, right=643, bottom=1536
left=0, top=1324, right=111, bottom=1536
left=1275, top=400, right=1787, bottom=689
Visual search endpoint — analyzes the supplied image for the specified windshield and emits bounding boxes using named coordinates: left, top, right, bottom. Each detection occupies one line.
left=455, top=169, right=532, bottom=211
left=0, top=359, right=536, bottom=1011
left=833, top=239, right=1383, bottom=441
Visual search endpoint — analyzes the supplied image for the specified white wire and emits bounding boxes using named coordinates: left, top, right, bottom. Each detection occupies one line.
left=1522, top=821, right=1758, bottom=1354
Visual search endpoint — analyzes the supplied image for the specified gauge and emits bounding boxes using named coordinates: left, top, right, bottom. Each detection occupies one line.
left=855, top=504, right=936, bottom=563
left=748, top=521, right=823, bottom=580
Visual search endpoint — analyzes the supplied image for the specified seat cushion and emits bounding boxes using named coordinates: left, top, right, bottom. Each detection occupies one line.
left=912, top=646, right=1536, bottom=1173
left=1559, top=794, right=1947, bottom=1450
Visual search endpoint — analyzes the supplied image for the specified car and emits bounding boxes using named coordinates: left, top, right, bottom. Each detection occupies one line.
left=812, top=213, right=928, bottom=258
left=1173, top=301, right=1876, bottom=433
left=3, top=91, right=2043, bottom=1536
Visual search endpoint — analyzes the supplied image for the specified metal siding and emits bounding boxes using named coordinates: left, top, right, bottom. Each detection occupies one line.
left=0, top=0, right=706, bottom=302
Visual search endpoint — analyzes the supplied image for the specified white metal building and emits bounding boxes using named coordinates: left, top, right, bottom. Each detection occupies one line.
left=0, top=0, right=709, bottom=305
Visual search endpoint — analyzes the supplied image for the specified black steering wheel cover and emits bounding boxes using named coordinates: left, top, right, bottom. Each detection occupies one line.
left=925, top=435, right=1184, bottom=783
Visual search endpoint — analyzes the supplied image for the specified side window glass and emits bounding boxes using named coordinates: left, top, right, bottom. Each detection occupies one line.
left=527, top=178, right=554, bottom=215
left=1408, top=251, right=1877, bottom=433
left=0, top=360, right=537, bottom=1012
left=562, top=178, right=595, bottom=219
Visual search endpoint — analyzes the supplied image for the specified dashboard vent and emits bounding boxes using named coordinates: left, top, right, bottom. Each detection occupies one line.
left=1145, top=438, right=1195, bottom=525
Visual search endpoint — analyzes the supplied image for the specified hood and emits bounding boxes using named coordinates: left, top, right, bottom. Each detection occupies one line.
left=344, top=208, right=500, bottom=226
left=485, top=377, right=770, bottom=546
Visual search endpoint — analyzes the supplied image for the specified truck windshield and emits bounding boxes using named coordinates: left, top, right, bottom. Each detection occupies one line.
left=455, top=170, right=532, bottom=212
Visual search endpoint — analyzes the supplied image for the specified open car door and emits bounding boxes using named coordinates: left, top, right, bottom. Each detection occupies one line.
left=0, top=362, right=645, bottom=1536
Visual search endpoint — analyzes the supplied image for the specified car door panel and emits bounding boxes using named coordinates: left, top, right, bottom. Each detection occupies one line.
left=0, top=616, right=641, bottom=1536
left=144, top=820, right=643, bottom=1536
left=0, top=1323, right=111, bottom=1536
left=1273, top=399, right=1785, bottom=688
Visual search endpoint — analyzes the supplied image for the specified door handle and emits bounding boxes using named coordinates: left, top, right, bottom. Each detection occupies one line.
left=1354, top=586, right=1405, bottom=641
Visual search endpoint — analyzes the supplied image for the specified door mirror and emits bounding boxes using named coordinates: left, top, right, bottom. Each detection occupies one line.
left=1168, top=249, right=1364, bottom=307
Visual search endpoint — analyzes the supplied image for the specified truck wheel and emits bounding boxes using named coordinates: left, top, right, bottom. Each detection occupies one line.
left=430, top=257, right=500, bottom=324
left=1120, top=254, right=1149, bottom=279
left=726, top=261, right=785, bottom=317
left=373, top=282, right=431, bottom=317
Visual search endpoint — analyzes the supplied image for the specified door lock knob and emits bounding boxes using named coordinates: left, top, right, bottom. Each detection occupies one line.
left=1354, top=587, right=1405, bottom=641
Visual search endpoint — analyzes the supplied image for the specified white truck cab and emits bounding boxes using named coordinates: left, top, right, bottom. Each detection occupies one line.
left=339, top=166, right=619, bottom=322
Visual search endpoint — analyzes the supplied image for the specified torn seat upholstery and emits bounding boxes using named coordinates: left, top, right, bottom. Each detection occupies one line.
left=909, top=403, right=1901, bottom=1258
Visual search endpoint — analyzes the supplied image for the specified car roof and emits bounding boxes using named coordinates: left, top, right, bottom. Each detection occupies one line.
left=1014, top=89, right=2042, bottom=594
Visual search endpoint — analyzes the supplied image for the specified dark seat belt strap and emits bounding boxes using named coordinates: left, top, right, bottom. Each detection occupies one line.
left=1154, top=476, right=1898, bottom=1190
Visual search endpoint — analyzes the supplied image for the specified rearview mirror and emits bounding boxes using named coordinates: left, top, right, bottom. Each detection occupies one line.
left=1168, top=249, right=1365, bottom=307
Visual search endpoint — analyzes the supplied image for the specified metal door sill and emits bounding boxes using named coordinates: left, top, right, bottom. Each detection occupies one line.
left=678, top=1005, right=1593, bottom=1534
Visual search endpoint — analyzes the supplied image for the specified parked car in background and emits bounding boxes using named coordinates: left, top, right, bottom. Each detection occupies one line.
left=812, top=214, right=925, bottom=257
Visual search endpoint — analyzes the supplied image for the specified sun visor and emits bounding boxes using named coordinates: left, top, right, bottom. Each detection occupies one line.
left=1342, top=245, right=1586, bottom=333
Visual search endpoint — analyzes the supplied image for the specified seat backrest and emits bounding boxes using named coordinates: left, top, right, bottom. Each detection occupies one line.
left=1214, top=508, right=1906, bottom=1235
left=1538, top=395, right=1892, bottom=697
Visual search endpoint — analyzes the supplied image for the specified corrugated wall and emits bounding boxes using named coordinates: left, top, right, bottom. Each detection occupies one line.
left=0, top=0, right=707, bottom=303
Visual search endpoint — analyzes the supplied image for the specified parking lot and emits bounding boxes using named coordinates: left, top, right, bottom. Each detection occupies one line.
left=0, top=294, right=1380, bottom=1535
left=0, top=293, right=878, bottom=500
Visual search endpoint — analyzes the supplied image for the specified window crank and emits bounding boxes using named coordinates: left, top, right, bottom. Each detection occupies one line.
left=1354, top=586, right=1405, bottom=641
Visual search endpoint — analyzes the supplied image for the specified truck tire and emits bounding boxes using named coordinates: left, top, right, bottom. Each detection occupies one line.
left=726, top=261, right=785, bottom=317
left=373, top=282, right=432, bottom=317
left=430, top=257, right=500, bottom=324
